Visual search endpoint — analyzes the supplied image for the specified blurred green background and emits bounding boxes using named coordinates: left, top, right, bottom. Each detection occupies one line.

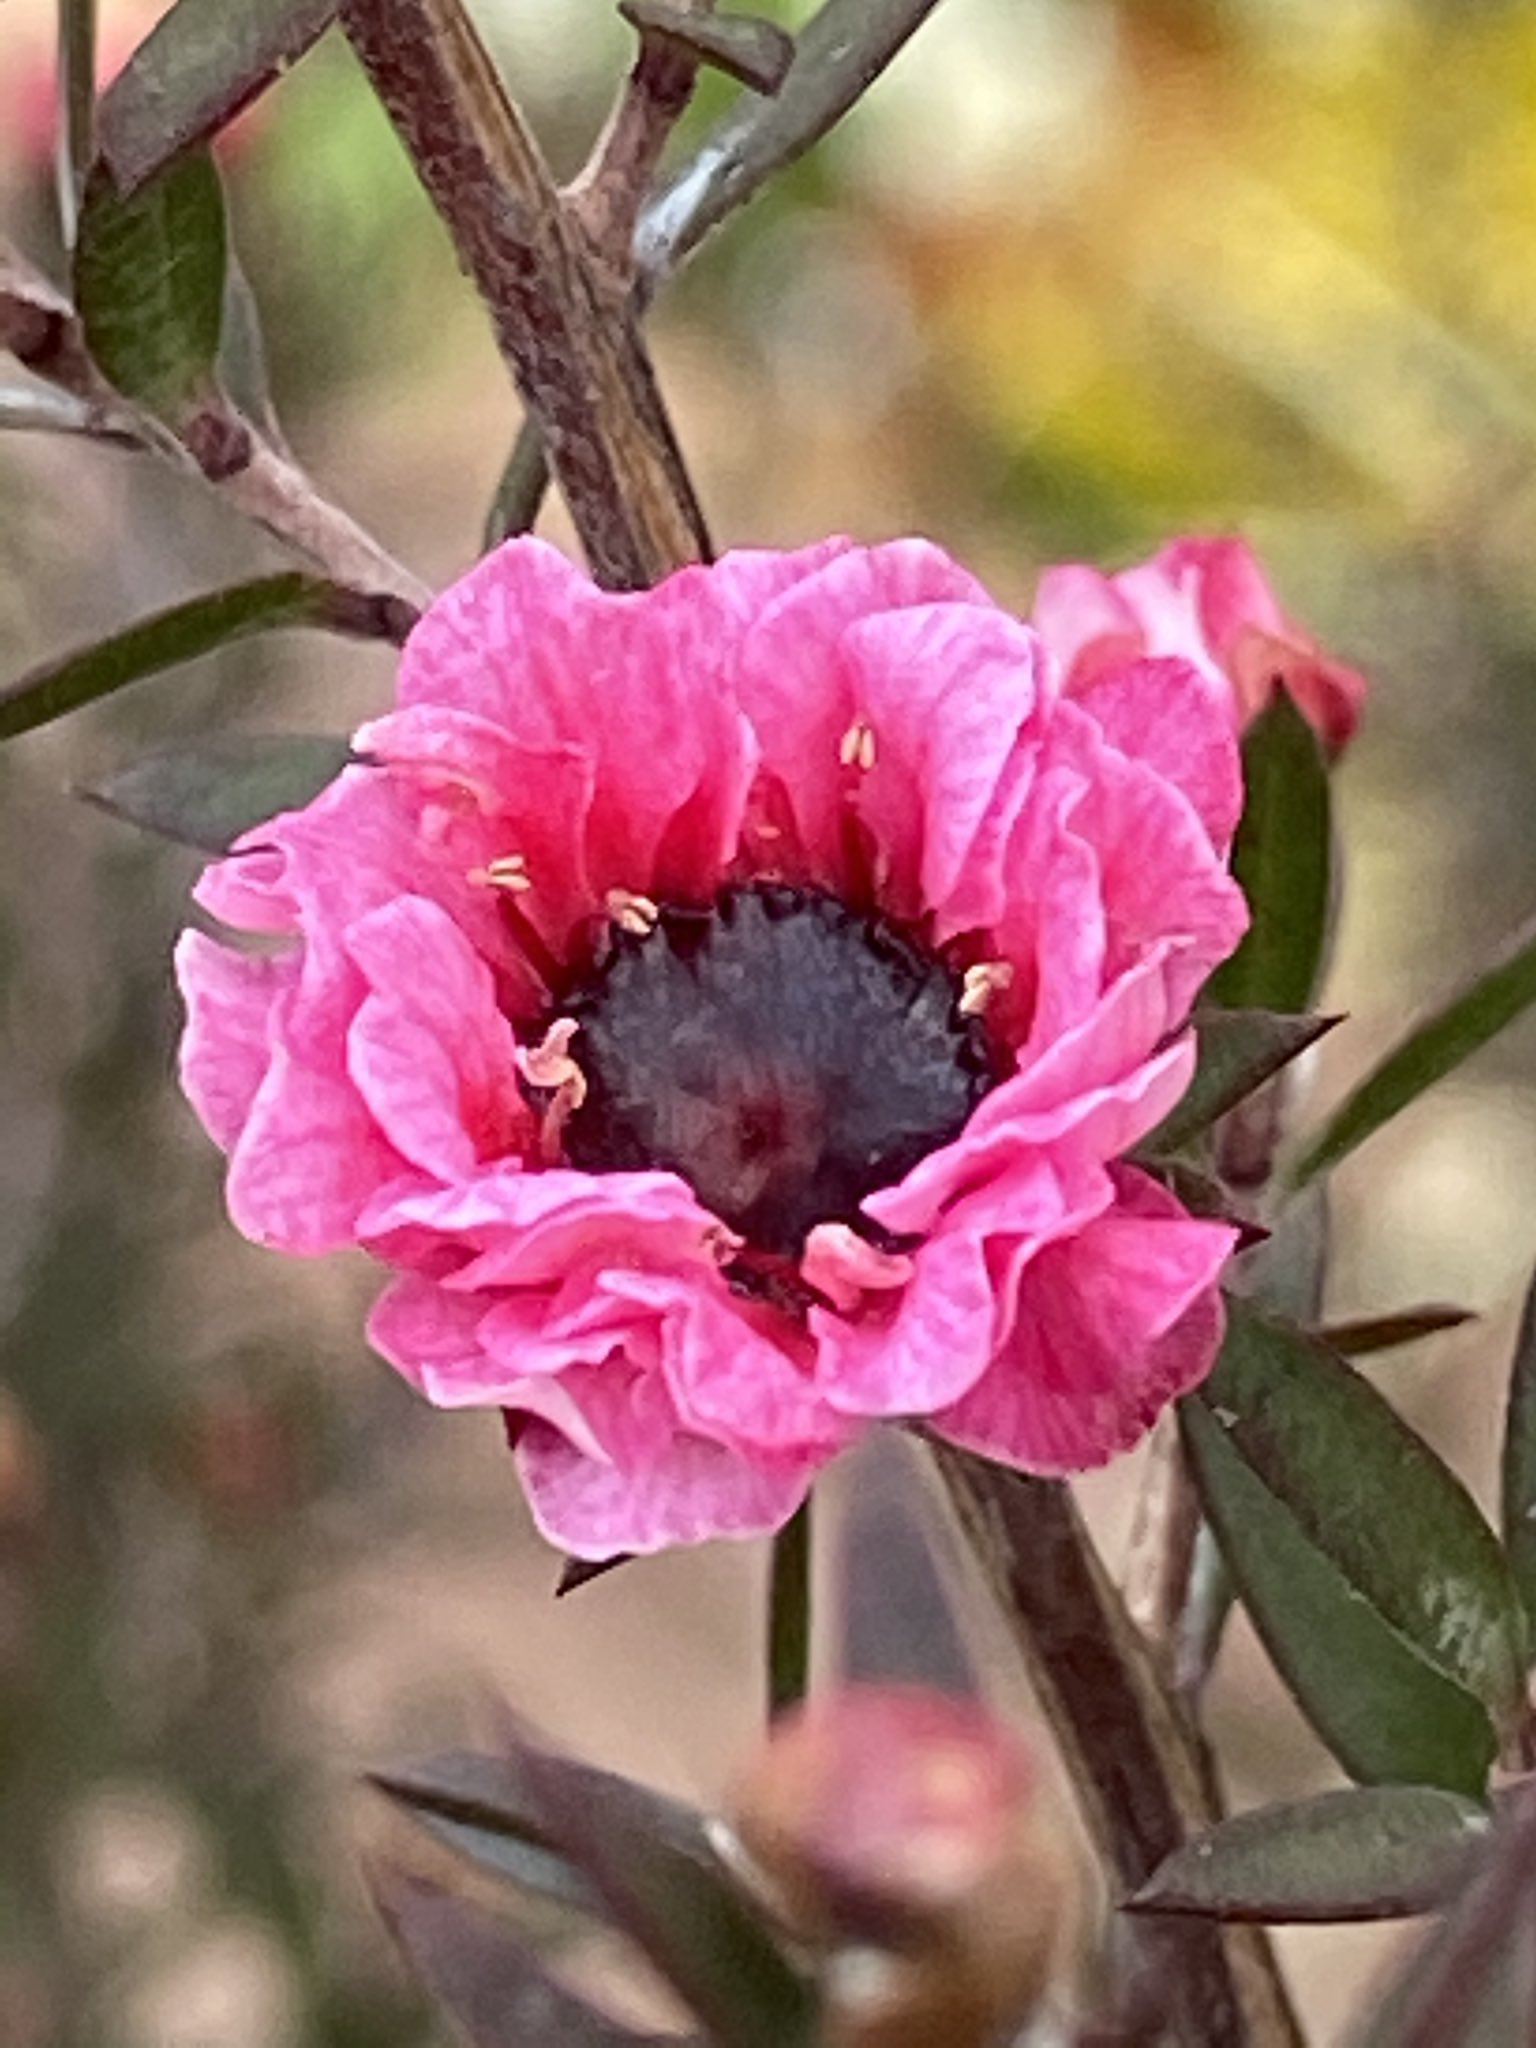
left=5, top=0, right=1536, bottom=2040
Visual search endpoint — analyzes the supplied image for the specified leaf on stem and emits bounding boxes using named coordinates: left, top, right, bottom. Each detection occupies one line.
left=76, top=734, right=354, bottom=853
left=74, top=149, right=228, bottom=429
left=1292, top=909, right=1536, bottom=1187
left=370, top=1863, right=680, bottom=2047
left=0, top=575, right=411, bottom=743
left=1198, top=1301, right=1526, bottom=1729
left=98, top=0, right=338, bottom=196
left=1501, top=1262, right=1536, bottom=1643
left=1127, top=1785, right=1490, bottom=1924
left=1319, top=1305, right=1476, bottom=1359
left=373, top=1744, right=817, bottom=2048
left=1207, top=693, right=1332, bottom=1015
left=1182, top=1302, right=1527, bottom=1793
left=1140, top=1008, right=1339, bottom=1159
left=1181, top=1402, right=1496, bottom=1796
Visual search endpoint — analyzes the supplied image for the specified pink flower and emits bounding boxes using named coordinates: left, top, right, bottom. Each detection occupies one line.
left=1032, top=537, right=1366, bottom=753
left=176, top=537, right=1248, bottom=1558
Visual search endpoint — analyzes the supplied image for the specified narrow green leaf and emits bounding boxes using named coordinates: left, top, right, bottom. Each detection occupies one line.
left=1292, top=909, right=1536, bottom=1187
left=1208, top=692, right=1332, bottom=1013
left=1320, top=1305, right=1476, bottom=1359
left=511, top=1743, right=819, bottom=2048
left=99, top=0, right=338, bottom=196
left=1202, top=1300, right=1527, bottom=1726
left=0, top=575, right=413, bottom=743
left=1141, top=1008, right=1339, bottom=1158
left=1501, top=1263, right=1536, bottom=1641
left=1127, top=1786, right=1489, bottom=1924
left=371, top=1865, right=679, bottom=2047
left=768, top=1497, right=812, bottom=1719
left=74, top=149, right=227, bottom=420
left=1182, top=1401, right=1497, bottom=1795
left=77, top=735, right=354, bottom=853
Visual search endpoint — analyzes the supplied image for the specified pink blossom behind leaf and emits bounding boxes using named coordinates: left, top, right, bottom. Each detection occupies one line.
left=1033, top=536, right=1367, bottom=754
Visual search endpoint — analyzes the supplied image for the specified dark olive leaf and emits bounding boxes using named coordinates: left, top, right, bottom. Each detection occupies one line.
left=505, top=1739, right=818, bottom=2048
left=98, top=0, right=337, bottom=196
left=1181, top=1401, right=1496, bottom=1796
left=0, top=575, right=413, bottom=743
left=379, top=1747, right=816, bottom=2048
left=1292, top=909, right=1536, bottom=1188
left=370, top=1864, right=679, bottom=2048
left=1140, top=1009, right=1339, bottom=1158
left=77, top=735, right=354, bottom=853
left=74, top=149, right=227, bottom=421
left=1351, top=1786, right=1536, bottom=2048
left=1127, top=1785, right=1489, bottom=1924
left=1319, top=1305, right=1476, bottom=1359
left=1199, top=1300, right=1526, bottom=1727
left=369, top=1749, right=714, bottom=1874
left=1207, top=692, right=1332, bottom=1014
left=1501, top=1261, right=1536, bottom=1642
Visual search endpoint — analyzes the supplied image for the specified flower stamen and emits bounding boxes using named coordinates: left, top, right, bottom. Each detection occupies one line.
left=515, top=1018, right=588, bottom=1163
left=959, top=960, right=1014, bottom=1018
left=469, top=852, right=532, bottom=894
left=839, top=715, right=878, bottom=772
left=606, top=888, right=661, bottom=936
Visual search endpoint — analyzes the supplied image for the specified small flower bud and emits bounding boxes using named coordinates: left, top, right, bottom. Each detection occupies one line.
left=725, top=1685, right=1081, bottom=2048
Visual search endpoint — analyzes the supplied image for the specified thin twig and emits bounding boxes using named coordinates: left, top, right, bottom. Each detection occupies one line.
left=0, top=383, right=136, bottom=443
left=340, top=0, right=709, bottom=589
left=56, top=0, right=97, bottom=248
left=636, top=0, right=945, bottom=279
left=568, top=0, right=717, bottom=272
left=486, top=0, right=946, bottom=549
left=1122, top=1411, right=1202, bottom=1654
left=767, top=1497, right=813, bottom=1720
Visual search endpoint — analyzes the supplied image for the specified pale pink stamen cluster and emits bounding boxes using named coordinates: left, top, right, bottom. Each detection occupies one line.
left=174, top=535, right=1310, bottom=1558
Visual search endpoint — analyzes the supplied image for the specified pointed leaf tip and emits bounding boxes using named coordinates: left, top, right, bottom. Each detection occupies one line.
left=1127, top=1785, right=1490, bottom=1924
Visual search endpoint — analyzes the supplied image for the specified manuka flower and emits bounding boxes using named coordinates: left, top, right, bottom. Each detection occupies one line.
left=177, top=538, right=1248, bottom=1558
left=1032, top=536, right=1366, bottom=753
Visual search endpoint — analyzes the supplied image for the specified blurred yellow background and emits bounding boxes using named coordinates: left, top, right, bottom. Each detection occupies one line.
left=5, top=0, right=1536, bottom=2040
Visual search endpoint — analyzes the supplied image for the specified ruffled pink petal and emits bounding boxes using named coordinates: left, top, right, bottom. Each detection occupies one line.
left=932, top=1166, right=1235, bottom=1472
left=1065, top=655, right=1242, bottom=850
left=344, top=895, right=530, bottom=1181
left=733, top=541, right=995, bottom=881
left=597, top=1267, right=847, bottom=1451
left=865, top=991, right=1193, bottom=1238
left=354, top=702, right=602, bottom=952
left=835, top=604, right=1048, bottom=927
left=174, top=930, right=298, bottom=1151
left=515, top=1401, right=820, bottom=1558
left=358, top=1164, right=719, bottom=1283
left=1040, top=700, right=1248, bottom=1027
left=394, top=538, right=852, bottom=906
left=1030, top=563, right=1150, bottom=689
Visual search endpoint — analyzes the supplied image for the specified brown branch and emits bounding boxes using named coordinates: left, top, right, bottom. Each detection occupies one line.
left=340, top=0, right=709, bottom=590
left=568, top=0, right=718, bottom=271
left=1123, top=1411, right=1203, bottom=1654
left=935, top=1452, right=1304, bottom=2048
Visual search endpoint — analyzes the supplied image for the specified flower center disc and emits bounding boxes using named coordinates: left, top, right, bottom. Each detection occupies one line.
left=558, top=884, right=996, bottom=1257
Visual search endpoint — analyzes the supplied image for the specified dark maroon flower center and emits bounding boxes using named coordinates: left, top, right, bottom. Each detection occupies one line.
left=556, top=884, right=996, bottom=1258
